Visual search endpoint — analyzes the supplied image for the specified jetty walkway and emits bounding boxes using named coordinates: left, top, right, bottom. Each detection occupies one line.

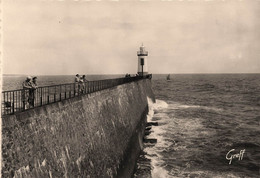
left=2, top=75, right=152, bottom=116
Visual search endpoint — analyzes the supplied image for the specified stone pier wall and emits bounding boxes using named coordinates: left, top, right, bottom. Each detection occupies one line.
left=2, top=79, right=155, bottom=178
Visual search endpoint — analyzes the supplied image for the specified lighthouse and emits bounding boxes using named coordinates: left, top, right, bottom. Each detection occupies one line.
left=137, top=44, right=148, bottom=76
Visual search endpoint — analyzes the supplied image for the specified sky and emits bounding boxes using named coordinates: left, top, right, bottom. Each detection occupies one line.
left=2, top=0, right=260, bottom=75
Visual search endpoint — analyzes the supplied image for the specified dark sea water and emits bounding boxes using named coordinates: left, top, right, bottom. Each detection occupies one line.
left=2, top=74, right=260, bottom=177
left=134, top=74, right=260, bottom=178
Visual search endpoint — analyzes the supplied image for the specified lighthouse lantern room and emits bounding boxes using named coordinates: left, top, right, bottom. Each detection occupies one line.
left=137, top=44, right=148, bottom=76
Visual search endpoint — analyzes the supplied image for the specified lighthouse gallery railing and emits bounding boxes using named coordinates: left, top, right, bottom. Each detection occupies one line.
left=1, top=75, right=152, bottom=116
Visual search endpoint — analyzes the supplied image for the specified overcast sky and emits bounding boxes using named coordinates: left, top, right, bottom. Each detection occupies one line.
left=2, top=0, right=260, bottom=75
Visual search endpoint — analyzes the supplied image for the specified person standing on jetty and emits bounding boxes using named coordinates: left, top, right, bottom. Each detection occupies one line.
left=31, top=77, right=38, bottom=107
left=22, top=76, right=33, bottom=109
left=32, top=76, right=38, bottom=87
left=79, top=75, right=88, bottom=94
left=74, top=74, right=80, bottom=95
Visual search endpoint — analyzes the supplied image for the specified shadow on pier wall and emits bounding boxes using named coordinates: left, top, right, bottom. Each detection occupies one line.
left=2, top=79, right=155, bottom=178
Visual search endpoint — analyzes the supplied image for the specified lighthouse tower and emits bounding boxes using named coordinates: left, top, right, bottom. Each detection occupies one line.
left=137, top=44, right=148, bottom=76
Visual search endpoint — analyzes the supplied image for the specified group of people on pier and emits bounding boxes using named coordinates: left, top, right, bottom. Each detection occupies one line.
left=22, top=76, right=38, bottom=109
left=22, top=74, right=89, bottom=109
left=75, top=74, right=88, bottom=94
left=125, top=73, right=140, bottom=78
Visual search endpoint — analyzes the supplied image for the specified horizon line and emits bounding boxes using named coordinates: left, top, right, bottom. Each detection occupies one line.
left=2, top=72, right=260, bottom=76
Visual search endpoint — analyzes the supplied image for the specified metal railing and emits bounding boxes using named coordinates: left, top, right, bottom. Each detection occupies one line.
left=1, top=75, right=152, bottom=116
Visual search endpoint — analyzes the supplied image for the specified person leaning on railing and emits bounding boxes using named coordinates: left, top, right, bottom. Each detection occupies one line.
left=22, top=76, right=33, bottom=109
left=75, top=74, right=80, bottom=95
left=79, top=75, right=88, bottom=94
left=31, top=77, right=38, bottom=107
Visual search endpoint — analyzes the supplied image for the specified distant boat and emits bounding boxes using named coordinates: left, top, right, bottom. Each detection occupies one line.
left=167, top=74, right=171, bottom=81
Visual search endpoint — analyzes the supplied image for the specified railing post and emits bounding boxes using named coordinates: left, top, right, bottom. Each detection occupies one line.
left=3, top=92, right=5, bottom=115
left=60, top=85, right=62, bottom=101
left=22, top=90, right=25, bottom=111
left=64, top=85, right=67, bottom=99
left=40, top=88, right=43, bottom=106
left=54, top=86, right=56, bottom=102
left=69, top=84, right=71, bottom=98
left=15, top=91, right=17, bottom=112
left=48, top=87, right=50, bottom=104
left=74, top=83, right=76, bottom=97
left=85, top=82, right=87, bottom=94
left=12, top=91, right=15, bottom=114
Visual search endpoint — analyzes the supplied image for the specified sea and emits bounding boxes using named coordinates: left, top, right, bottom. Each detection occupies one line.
left=2, top=74, right=260, bottom=177
left=134, top=74, right=260, bottom=178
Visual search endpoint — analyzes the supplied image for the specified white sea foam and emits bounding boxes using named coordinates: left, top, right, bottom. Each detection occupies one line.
left=174, top=103, right=222, bottom=112
left=146, top=98, right=171, bottom=178
left=145, top=98, right=219, bottom=178
left=147, top=98, right=169, bottom=121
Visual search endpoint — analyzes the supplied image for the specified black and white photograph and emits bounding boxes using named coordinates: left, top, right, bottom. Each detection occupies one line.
left=1, top=0, right=260, bottom=177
